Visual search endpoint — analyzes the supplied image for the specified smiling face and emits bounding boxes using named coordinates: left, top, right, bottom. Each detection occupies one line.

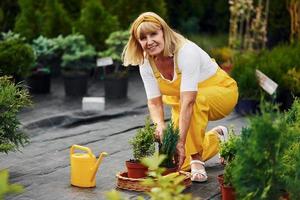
left=136, top=22, right=165, bottom=57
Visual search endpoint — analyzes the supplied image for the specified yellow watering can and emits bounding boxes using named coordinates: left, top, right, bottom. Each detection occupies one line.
left=70, top=145, right=107, bottom=188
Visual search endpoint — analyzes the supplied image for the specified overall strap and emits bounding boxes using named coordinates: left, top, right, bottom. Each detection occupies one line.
left=149, top=58, right=161, bottom=79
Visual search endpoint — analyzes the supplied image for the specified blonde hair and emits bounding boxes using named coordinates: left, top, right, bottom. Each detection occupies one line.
left=122, top=12, right=186, bottom=66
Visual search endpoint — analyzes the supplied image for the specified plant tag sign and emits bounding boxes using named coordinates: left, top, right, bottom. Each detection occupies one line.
left=255, top=69, right=278, bottom=95
left=97, top=57, right=113, bottom=67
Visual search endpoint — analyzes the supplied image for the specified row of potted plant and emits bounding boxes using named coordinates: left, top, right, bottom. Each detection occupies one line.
left=218, top=99, right=300, bottom=200
left=0, top=30, right=130, bottom=99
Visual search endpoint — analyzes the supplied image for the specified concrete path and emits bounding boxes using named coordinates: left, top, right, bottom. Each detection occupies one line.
left=0, top=71, right=247, bottom=200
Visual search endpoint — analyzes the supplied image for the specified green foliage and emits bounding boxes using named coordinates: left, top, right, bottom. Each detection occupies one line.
left=76, top=0, right=119, bottom=51
left=141, top=153, right=192, bottom=200
left=105, top=153, right=193, bottom=200
left=130, top=117, right=155, bottom=161
left=60, top=0, right=83, bottom=21
left=56, top=34, right=96, bottom=71
left=1, top=30, right=25, bottom=42
left=0, top=36, right=35, bottom=77
left=286, top=98, right=300, bottom=124
left=101, top=0, right=167, bottom=30
left=231, top=51, right=261, bottom=100
left=14, top=0, right=44, bottom=41
left=41, top=0, right=72, bottom=38
left=31, top=36, right=60, bottom=73
left=189, top=33, right=228, bottom=53
left=0, top=170, right=24, bottom=199
left=0, top=76, right=32, bottom=153
left=99, top=30, right=130, bottom=62
left=159, top=120, right=179, bottom=168
left=230, top=103, right=293, bottom=199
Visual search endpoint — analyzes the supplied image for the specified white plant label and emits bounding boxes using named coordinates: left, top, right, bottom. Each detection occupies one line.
left=256, top=69, right=278, bottom=95
left=97, top=57, right=113, bottom=67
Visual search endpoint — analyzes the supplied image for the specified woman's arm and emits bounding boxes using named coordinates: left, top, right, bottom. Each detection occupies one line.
left=177, top=91, right=197, bottom=169
left=147, top=96, right=165, bottom=141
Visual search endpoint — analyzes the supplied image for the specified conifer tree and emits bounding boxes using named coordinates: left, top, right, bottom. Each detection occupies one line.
left=41, top=0, right=72, bottom=38
left=76, top=0, right=119, bottom=51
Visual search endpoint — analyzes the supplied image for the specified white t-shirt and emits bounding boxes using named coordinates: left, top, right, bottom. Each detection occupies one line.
left=139, top=40, right=218, bottom=99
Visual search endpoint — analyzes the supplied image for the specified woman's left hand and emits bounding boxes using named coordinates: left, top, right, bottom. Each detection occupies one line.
left=175, top=141, right=186, bottom=170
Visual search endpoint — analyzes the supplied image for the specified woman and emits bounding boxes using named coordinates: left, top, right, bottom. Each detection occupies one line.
left=122, top=12, right=238, bottom=182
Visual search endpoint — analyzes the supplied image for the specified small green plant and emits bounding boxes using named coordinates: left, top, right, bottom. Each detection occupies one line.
left=0, top=170, right=24, bottom=199
left=56, top=34, right=96, bottom=72
left=31, top=36, right=60, bottom=74
left=98, top=30, right=130, bottom=79
left=0, top=76, right=32, bottom=153
left=130, top=117, right=156, bottom=161
left=219, top=127, right=241, bottom=186
left=105, top=153, right=193, bottom=200
left=159, top=120, right=180, bottom=168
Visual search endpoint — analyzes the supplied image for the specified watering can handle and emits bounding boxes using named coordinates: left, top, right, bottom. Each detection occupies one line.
left=70, top=145, right=93, bottom=157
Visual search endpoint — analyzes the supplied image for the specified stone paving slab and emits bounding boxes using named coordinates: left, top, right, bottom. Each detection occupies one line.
left=1, top=72, right=247, bottom=200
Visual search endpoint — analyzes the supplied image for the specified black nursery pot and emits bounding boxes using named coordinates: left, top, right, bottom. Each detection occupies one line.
left=27, top=72, right=51, bottom=94
left=235, top=99, right=259, bottom=116
left=63, top=72, right=88, bottom=97
left=104, top=76, right=128, bottom=99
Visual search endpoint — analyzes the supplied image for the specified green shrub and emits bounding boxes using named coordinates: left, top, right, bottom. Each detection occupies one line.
left=0, top=37, right=35, bottom=77
left=14, top=0, right=44, bottom=41
left=0, top=76, right=32, bottom=153
left=41, top=0, right=72, bottom=38
left=231, top=51, right=261, bottom=100
left=159, top=120, right=179, bottom=168
left=0, top=0, right=19, bottom=32
left=130, top=117, right=155, bottom=161
left=102, top=0, right=167, bottom=30
left=231, top=103, right=293, bottom=199
left=76, top=0, right=119, bottom=51
left=56, top=34, right=96, bottom=72
left=31, top=35, right=60, bottom=74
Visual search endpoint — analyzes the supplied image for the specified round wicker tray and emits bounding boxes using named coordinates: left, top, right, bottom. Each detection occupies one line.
left=116, top=171, right=192, bottom=192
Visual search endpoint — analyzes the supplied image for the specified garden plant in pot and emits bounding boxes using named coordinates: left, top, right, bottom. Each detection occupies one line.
left=230, top=102, right=300, bottom=199
left=158, top=120, right=180, bottom=175
left=218, top=127, right=240, bottom=200
left=27, top=36, right=59, bottom=94
left=126, top=117, right=156, bottom=179
left=58, top=34, right=96, bottom=97
left=98, top=30, right=130, bottom=99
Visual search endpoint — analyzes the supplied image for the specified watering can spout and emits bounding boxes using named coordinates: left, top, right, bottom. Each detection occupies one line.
left=90, top=152, right=108, bottom=181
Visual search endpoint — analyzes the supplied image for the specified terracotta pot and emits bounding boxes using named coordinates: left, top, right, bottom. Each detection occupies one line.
left=217, top=174, right=224, bottom=191
left=125, top=160, right=148, bottom=179
left=222, top=184, right=236, bottom=200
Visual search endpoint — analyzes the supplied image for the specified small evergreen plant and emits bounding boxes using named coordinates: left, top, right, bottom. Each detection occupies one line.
left=130, top=117, right=155, bottom=161
left=0, top=170, right=24, bottom=199
left=0, top=76, right=32, bottom=153
left=159, top=120, right=179, bottom=168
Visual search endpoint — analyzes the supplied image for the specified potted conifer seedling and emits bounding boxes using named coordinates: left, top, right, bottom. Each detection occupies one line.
left=126, top=117, right=156, bottom=179
left=158, top=120, right=180, bottom=175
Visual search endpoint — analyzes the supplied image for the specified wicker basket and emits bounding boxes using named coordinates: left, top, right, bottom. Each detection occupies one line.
left=116, top=171, right=192, bottom=192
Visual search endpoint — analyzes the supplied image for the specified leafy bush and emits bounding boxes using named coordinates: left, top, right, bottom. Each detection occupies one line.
left=0, top=36, right=35, bottom=77
left=0, top=76, right=32, bottom=153
left=231, top=51, right=261, bottom=100
left=76, top=0, right=119, bottom=51
left=159, top=120, right=179, bottom=168
left=56, top=34, right=96, bottom=72
left=230, top=103, right=294, bottom=199
left=41, top=0, right=72, bottom=38
left=31, top=35, right=60, bottom=74
left=130, top=117, right=155, bottom=161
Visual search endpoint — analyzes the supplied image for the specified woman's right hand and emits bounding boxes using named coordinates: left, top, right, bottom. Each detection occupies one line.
left=154, top=123, right=166, bottom=142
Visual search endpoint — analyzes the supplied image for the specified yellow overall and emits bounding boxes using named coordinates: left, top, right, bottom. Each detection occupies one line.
left=149, top=56, right=238, bottom=170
